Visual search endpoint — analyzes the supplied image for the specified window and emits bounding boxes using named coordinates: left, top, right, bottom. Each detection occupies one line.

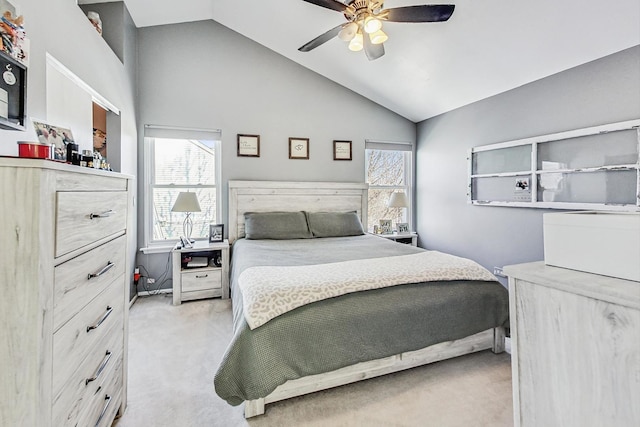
left=365, top=141, right=413, bottom=232
left=144, top=126, right=222, bottom=246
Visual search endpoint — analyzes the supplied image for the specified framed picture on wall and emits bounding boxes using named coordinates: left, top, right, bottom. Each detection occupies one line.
left=289, top=137, right=309, bottom=159
left=237, top=134, right=260, bottom=157
left=333, top=140, right=352, bottom=161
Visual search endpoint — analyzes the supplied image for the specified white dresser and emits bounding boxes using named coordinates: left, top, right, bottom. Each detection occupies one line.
left=504, top=262, right=640, bottom=427
left=0, top=158, right=133, bottom=426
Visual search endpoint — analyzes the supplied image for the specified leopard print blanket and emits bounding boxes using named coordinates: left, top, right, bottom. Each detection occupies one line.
left=238, top=251, right=497, bottom=329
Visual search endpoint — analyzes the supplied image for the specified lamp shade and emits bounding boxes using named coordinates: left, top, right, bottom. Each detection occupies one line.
left=171, top=192, right=201, bottom=213
left=338, top=22, right=358, bottom=41
left=370, top=29, right=388, bottom=45
left=348, top=32, right=364, bottom=52
left=388, top=191, right=409, bottom=208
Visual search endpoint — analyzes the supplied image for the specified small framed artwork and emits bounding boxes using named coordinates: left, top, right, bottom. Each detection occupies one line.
left=209, top=224, right=224, bottom=243
left=289, top=137, right=309, bottom=159
left=237, top=134, right=260, bottom=157
left=333, top=140, right=352, bottom=161
left=397, top=223, right=409, bottom=233
left=379, top=219, right=392, bottom=235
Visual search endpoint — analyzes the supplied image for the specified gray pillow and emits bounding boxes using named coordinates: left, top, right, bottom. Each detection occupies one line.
left=305, top=211, right=365, bottom=238
left=244, top=211, right=312, bottom=240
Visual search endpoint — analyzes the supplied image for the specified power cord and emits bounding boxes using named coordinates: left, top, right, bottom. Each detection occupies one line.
left=135, top=250, right=173, bottom=296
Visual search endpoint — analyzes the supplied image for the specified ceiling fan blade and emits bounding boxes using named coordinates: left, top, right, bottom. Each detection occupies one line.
left=383, top=4, right=455, bottom=23
left=363, top=34, right=385, bottom=61
left=298, top=24, right=344, bottom=52
left=301, top=0, right=349, bottom=13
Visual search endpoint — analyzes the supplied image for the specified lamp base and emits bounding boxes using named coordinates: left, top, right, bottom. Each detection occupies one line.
left=183, top=213, right=194, bottom=243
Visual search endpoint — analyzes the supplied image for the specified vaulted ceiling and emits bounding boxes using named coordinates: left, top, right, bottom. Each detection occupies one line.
left=97, top=0, right=640, bottom=122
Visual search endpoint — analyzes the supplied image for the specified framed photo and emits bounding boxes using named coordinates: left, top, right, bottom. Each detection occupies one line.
left=32, top=119, right=75, bottom=161
left=237, top=134, right=260, bottom=157
left=289, top=137, right=309, bottom=159
left=379, top=219, right=392, bottom=235
left=333, top=140, right=352, bottom=161
left=397, top=222, right=410, bottom=233
left=209, top=224, right=224, bottom=243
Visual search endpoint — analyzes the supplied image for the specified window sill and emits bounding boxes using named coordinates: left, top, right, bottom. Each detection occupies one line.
left=140, top=238, right=210, bottom=255
left=139, top=245, right=175, bottom=255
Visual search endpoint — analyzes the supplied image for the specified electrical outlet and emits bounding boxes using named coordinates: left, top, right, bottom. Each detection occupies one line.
left=493, top=267, right=506, bottom=278
left=147, top=278, right=155, bottom=284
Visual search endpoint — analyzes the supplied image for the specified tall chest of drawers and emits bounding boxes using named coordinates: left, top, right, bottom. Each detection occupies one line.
left=504, top=262, right=640, bottom=427
left=0, top=159, right=133, bottom=426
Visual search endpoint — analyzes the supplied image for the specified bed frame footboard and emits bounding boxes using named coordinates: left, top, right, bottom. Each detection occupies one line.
left=244, top=327, right=505, bottom=418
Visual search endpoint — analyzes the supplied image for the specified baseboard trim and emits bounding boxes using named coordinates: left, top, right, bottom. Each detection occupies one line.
left=137, top=288, right=173, bottom=297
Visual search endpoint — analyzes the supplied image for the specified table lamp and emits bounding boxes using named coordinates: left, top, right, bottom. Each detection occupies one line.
left=388, top=191, right=409, bottom=232
left=171, top=192, right=201, bottom=242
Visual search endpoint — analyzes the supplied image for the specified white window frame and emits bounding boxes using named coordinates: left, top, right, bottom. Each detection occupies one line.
left=142, top=125, right=222, bottom=251
left=365, top=140, right=414, bottom=229
left=468, top=119, right=640, bottom=210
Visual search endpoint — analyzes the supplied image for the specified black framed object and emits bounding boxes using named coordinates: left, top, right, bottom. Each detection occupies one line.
left=333, top=140, right=352, bottom=160
left=209, top=223, right=224, bottom=243
left=237, top=134, right=260, bottom=157
left=0, top=50, right=26, bottom=131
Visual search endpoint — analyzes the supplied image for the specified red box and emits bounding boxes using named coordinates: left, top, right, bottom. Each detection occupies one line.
left=17, top=141, right=51, bottom=159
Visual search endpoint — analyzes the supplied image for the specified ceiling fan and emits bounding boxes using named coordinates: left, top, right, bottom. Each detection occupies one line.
left=298, top=0, right=455, bottom=61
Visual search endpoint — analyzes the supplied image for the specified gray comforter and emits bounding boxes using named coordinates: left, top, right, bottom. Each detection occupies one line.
left=214, top=235, right=509, bottom=406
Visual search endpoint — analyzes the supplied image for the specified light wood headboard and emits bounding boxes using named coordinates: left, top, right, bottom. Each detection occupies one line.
left=228, top=180, right=369, bottom=243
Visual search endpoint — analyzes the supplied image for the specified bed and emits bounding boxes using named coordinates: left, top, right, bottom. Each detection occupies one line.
left=214, top=181, right=509, bottom=418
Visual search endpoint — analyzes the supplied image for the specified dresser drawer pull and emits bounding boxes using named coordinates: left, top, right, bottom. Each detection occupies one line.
left=195, top=274, right=209, bottom=279
left=94, top=394, right=112, bottom=427
left=86, top=351, right=112, bottom=385
left=89, top=210, right=114, bottom=219
left=88, top=261, right=115, bottom=280
left=87, top=306, right=113, bottom=332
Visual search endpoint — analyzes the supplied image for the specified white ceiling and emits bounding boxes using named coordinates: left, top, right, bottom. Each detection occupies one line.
left=114, top=0, right=639, bottom=122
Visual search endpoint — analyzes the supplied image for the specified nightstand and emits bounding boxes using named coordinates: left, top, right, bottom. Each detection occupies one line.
left=372, top=232, right=418, bottom=246
left=172, top=240, right=230, bottom=305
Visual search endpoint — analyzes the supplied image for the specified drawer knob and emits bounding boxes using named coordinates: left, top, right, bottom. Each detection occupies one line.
left=195, top=274, right=209, bottom=279
left=95, top=394, right=112, bottom=427
left=87, top=306, right=113, bottom=332
left=89, top=209, right=114, bottom=219
left=86, top=350, right=112, bottom=385
left=88, top=261, right=115, bottom=280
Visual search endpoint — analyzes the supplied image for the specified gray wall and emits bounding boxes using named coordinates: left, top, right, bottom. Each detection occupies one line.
left=136, top=20, right=415, bottom=290
left=415, top=45, right=640, bottom=285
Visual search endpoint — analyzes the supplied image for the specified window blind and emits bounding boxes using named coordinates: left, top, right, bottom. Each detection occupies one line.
left=365, top=140, right=413, bottom=152
left=144, top=125, right=222, bottom=141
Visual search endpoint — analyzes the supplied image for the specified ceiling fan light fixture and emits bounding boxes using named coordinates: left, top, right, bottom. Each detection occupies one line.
left=348, top=32, right=364, bottom=51
left=363, top=16, right=382, bottom=33
left=338, top=22, right=358, bottom=41
left=369, top=29, right=388, bottom=45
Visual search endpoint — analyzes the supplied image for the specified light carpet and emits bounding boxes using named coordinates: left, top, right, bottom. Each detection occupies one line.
left=114, top=295, right=513, bottom=427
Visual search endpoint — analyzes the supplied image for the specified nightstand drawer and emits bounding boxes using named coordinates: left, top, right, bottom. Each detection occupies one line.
left=182, top=269, right=222, bottom=292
